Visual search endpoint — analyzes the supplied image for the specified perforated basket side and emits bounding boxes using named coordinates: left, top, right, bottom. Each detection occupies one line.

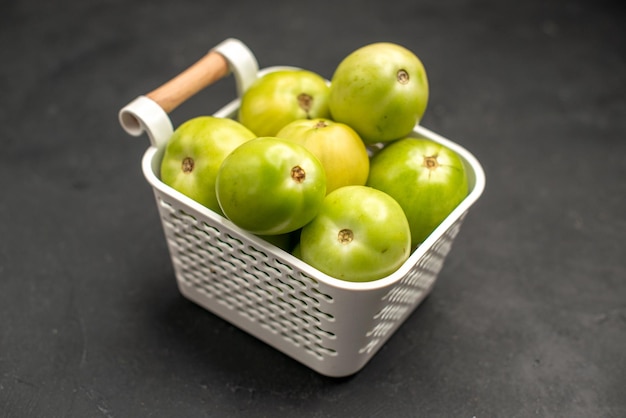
left=154, top=193, right=341, bottom=349
left=148, top=175, right=469, bottom=377
left=360, top=213, right=466, bottom=354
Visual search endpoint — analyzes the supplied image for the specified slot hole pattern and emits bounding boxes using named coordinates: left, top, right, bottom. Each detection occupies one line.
left=158, top=198, right=337, bottom=359
left=360, top=214, right=467, bottom=354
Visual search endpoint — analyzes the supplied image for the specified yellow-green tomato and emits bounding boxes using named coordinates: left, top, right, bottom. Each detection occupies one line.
left=160, top=116, right=256, bottom=214
left=367, top=138, right=469, bottom=248
left=300, top=186, right=411, bottom=282
left=216, top=137, right=326, bottom=235
left=276, top=118, right=370, bottom=194
left=238, top=70, right=331, bottom=137
left=329, top=42, right=429, bottom=144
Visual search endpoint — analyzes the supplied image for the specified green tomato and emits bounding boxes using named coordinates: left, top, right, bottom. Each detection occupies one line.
left=160, top=116, right=256, bottom=214
left=367, top=138, right=469, bottom=248
left=276, top=118, right=370, bottom=194
left=329, top=42, right=429, bottom=144
left=216, top=137, right=326, bottom=235
left=238, top=70, right=331, bottom=137
left=300, top=185, right=411, bottom=282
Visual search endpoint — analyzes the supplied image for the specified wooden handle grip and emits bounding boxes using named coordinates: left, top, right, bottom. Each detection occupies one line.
left=146, top=50, right=230, bottom=113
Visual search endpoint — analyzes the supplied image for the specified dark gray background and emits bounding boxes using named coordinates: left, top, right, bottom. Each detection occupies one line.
left=1, top=0, right=625, bottom=416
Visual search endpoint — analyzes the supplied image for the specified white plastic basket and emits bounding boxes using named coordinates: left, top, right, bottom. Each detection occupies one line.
left=119, top=38, right=485, bottom=377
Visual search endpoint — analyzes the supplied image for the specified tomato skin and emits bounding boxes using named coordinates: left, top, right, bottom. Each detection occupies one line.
left=329, top=43, right=429, bottom=144
left=216, top=137, right=326, bottom=235
left=276, top=118, right=370, bottom=194
left=160, top=116, right=256, bottom=214
left=367, top=138, right=469, bottom=248
left=238, top=70, right=331, bottom=137
left=300, top=185, right=411, bottom=282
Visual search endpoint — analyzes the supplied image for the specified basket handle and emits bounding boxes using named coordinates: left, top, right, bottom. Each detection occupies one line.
left=146, top=49, right=230, bottom=114
left=118, top=38, right=259, bottom=148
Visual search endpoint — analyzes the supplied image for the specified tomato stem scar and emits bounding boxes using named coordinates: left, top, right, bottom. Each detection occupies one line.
left=297, top=93, right=313, bottom=117
left=182, top=157, right=194, bottom=173
left=397, top=69, right=409, bottom=84
left=291, top=165, right=306, bottom=183
left=423, top=155, right=439, bottom=170
left=338, top=229, right=354, bottom=244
